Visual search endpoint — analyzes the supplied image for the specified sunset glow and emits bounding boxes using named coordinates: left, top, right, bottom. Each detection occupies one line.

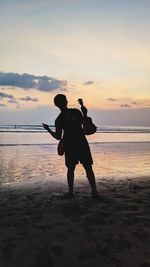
left=0, top=0, right=150, bottom=125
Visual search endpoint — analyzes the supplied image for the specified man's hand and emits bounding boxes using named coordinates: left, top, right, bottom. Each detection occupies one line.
left=42, top=123, right=62, bottom=140
left=42, top=123, right=50, bottom=131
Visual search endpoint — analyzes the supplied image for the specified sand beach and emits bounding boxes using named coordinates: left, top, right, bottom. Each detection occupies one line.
left=0, top=142, right=150, bottom=267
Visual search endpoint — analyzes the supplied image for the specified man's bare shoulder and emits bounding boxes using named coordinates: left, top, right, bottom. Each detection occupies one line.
left=55, top=113, right=63, bottom=125
left=72, top=108, right=82, bottom=115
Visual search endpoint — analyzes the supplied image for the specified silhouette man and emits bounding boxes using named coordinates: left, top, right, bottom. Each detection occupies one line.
left=43, top=94, right=100, bottom=199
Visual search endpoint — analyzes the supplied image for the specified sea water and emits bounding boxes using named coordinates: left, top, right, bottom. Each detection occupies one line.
left=0, top=125, right=150, bottom=145
left=0, top=125, right=150, bottom=186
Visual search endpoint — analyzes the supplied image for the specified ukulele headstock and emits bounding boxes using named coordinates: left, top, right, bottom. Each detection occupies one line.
left=78, top=98, right=84, bottom=107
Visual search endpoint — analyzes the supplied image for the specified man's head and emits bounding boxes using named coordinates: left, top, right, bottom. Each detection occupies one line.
left=54, top=94, right=68, bottom=109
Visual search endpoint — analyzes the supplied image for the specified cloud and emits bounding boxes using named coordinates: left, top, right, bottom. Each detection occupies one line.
left=0, top=92, right=15, bottom=99
left=19, top=96, right=38, bottom=102
left=0, top=72, right=68, bottom=92
left=0, top=103, right=7, bottom=107
left=8, top=99, right=20, bottom=104
left=0, top=91, right=20, bottom=106
left=82, top=81, right=95, bottom=86
left=108, top=97, right=117, bottom=101
left=120, top=104, right=131, bottom=108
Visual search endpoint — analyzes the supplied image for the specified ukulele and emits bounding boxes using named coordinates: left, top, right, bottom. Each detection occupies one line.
left=78, top=98, right=97, bottom=135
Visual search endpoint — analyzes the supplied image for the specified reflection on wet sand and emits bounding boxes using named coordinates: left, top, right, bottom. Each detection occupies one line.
left=0, top=142, right=150, bottom=185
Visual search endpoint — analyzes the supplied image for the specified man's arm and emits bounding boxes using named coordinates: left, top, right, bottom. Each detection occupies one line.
left=42, top=123, right=62, bottom=140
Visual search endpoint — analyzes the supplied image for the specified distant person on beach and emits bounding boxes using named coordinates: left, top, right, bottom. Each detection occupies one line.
left=43, top=94, right=100, bottom=199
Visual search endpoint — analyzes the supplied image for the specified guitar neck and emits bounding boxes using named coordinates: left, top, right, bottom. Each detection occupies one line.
left=81, top=105, right=88, bottom=118
left=78, top=98, right=88, bottom=117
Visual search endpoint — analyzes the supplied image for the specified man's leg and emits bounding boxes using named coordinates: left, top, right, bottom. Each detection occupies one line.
left=83, top=164, right=98, bottom=197
left=65, top=164, right=76, bottom=197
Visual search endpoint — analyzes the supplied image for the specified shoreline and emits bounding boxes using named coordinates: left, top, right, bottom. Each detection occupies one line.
left=0, top=140, right=150, bottom=147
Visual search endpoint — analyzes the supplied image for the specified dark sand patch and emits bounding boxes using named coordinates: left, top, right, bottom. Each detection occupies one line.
left=0, top=177, right=150, bottom=267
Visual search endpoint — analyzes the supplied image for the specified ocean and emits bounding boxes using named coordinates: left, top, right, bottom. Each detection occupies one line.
left=0, top=125, right=150, bottom=146
left=0, top=125, right=150, bottom=186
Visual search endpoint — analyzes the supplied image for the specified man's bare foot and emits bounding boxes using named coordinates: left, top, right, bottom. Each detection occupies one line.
left=92, top=192, right=105, bottom=201
left=62, top=192, right=74, bottom=199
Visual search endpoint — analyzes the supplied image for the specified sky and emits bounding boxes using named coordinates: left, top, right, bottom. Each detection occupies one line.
left=0, top=0, right=150, bottom=126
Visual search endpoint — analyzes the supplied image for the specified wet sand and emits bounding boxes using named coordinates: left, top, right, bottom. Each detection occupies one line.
left=0, top=142, right=150, bottom=266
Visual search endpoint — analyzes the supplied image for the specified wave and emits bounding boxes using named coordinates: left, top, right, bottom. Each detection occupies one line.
left=0, top=143, right=56, bottom=147
left=0, top=125, right=150, bottom=133
left=0, top=141, right=150, bottom=147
